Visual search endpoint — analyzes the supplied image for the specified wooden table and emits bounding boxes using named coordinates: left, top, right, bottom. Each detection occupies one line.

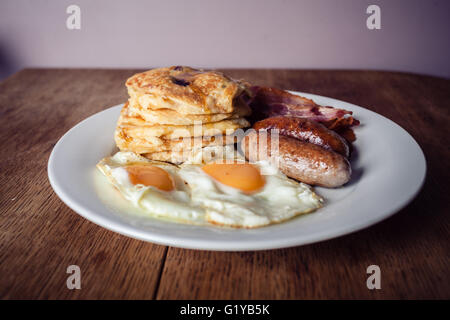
left=0, top=69, right=449, bottom=299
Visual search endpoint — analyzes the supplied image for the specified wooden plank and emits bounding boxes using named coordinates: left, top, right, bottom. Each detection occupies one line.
left=156, top=70, right=450, bottom=299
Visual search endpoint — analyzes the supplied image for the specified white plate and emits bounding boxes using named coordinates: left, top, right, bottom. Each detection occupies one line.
left=48, top=92, right=426, bottom=251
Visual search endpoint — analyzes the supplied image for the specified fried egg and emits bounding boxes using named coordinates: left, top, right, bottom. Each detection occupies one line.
left=177, top=160, right=323, bottom=228
left=97, top=151, right=323, bottom=228
left=96, top=152, right=205, bottom=224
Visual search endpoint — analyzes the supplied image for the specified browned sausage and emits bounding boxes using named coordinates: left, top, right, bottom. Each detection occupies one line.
left=253, top=116, right=350, bottom=158
left=242, top=131, right=351, bottom=188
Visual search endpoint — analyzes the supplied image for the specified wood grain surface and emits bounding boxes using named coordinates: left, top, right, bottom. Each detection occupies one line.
left=0, top=69, right=449, bottom=299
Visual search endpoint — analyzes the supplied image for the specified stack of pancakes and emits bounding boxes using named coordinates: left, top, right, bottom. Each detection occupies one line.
left=115, top=66, right=252, bottom=163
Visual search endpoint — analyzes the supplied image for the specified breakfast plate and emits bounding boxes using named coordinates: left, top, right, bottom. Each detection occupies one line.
left=48, top=92, right=426, bottom=251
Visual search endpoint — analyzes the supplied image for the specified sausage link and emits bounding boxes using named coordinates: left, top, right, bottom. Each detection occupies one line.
left=242, top=131, right=351, bottom=188
left=253, top=116, right=350, bottom=158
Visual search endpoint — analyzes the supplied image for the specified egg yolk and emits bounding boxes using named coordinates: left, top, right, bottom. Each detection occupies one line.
left=202, top=162, right=265, bottom=194
left=126, top=165, right=175, bottom=192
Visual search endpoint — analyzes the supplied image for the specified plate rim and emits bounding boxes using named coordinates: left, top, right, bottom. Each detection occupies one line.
left=48, top=92, right=427, bottom=251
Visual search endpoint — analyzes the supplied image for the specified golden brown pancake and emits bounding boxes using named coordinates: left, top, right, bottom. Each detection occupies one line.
left=114, top=66, right=253, bottom=161
left=115, top=132, right=240, bottom=154
left=126, top=66, right=250, bottom=115
left=116, top=116, right=249, bottom=140
left=126, top=100, right=251, bottom=125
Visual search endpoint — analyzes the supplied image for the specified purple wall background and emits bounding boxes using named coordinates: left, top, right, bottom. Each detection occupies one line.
left=0, top=0, right=449, bottom=80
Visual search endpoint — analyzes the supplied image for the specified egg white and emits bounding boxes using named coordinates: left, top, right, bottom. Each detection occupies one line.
left=178, top=160, right=323, bottom=228
left=97, top=152, right=323, bottom=228
left=96, top=151, right=205, bottom=224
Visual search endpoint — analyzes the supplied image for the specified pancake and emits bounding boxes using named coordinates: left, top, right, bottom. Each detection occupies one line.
left=116, top=117, right=249, bottom=140
left=126, top=66, right=250, bottom=115
left=126, top=100, right=251, bottom=125
left=115, top=132, right=240, bottom=154
left=115, top=66, right=253, bottom=161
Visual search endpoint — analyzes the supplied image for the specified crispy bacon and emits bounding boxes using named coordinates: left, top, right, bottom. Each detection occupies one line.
left=336, top=128, right=357, bottom=143
left=322, top=115, right=360, bottom=131
left=248, top=86, right=359, bottom=130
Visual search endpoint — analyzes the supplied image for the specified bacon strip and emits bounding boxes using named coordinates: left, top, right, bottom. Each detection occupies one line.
left=248, top=86, right=360, bottom=131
